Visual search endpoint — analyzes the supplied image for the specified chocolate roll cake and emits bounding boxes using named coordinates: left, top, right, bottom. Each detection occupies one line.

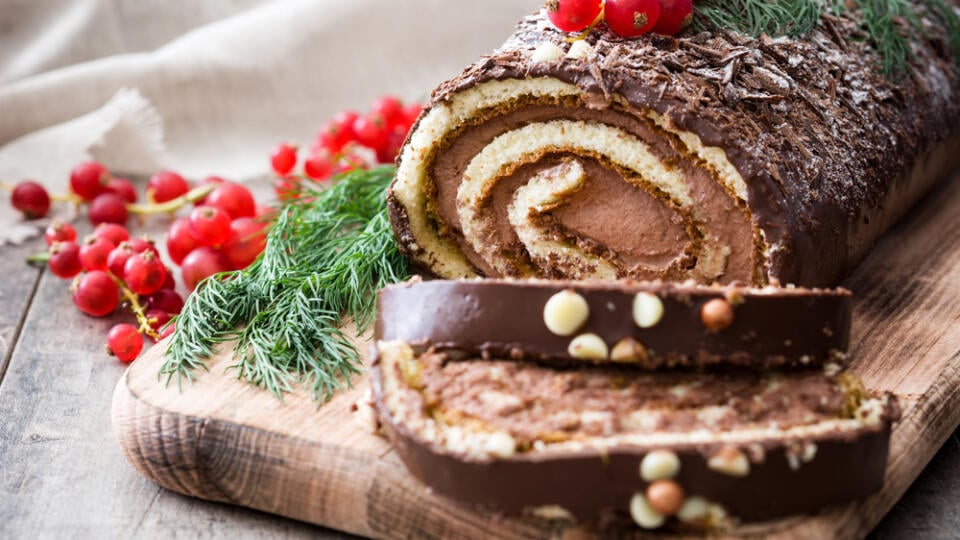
left=388, top=9, right=960, bottom=287
left=371, top=340, right=899, bottom=529
left=377, top=278, right=852, bottom=368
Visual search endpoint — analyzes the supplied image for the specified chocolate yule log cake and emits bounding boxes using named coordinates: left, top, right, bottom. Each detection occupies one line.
left=371, top=340, right=899, bottom=528
left=388, top=8, right=960, bottom=287
left=377, top=278, right=852, bottom=368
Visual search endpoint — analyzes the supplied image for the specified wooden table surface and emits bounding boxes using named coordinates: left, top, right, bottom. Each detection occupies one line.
left=0, top=179, right=958, bottom=539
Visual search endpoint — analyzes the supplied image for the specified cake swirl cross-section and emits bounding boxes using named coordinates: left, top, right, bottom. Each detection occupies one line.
left=388, top=10, right=960, bottom=287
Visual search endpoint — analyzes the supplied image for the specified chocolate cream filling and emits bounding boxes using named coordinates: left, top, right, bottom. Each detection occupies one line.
left=429, top=102, right=757, bottom=282
left=373, top=340, right=899, bottom=524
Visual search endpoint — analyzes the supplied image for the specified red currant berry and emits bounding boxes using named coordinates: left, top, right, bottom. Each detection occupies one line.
left=107, top=323, right=143, bottom=362
left=44, top=221, right=77, bottom=246
left=107, top=242, right=136, bottom=278
left=400, top=102, right=423, bottom=133
left=158, top=320, right=177, bottom=340
left=376, top=129, right=407, bottom=164
left=146, top=171, right=189, bottom=203
left=72, top=270, right=119, bottom=317
left=270, top=143, right=298, bottom=176
left=304, top=152, right=335, bottom=180
left=69, top=161, right=109, bottom=201
left=105, top=177, right=138, bottom=203
left=88, top=192, right=129, bottom=225
left=181, top=247, right=231, bottom=290
left=316, top=111, right=359, bottom=152
left=128, top=236, right=160, bottom=256
left=653, top=0, right=693, bottom=35
left=188, top=206, right=231, bottom=247
left=353, top=114, right=389, bottom=152
left=546, top=0, right=603, bottom=32
left=222, top=217, right=268, bottom=269
left=144, top=288, right=185, bottom=314
left=11, top=180, right=51, bottom=219
left=605, top=0, right=661, bottom=37
left=48, top=241, right=83, bottom=279
left=94, top=223, right=130, bottom=245
left=79, top=235, right=116, bottom=272
left=123, top=250, right=167, bottom=295
left=166, top=217, right=198, bottom=266
left=370, top=96, right=405, bottom=128
left=194, top=176, right=226, bottom=205
left=161, top=266, right=176, bottom=290
left=274, top=177, right=302, bottom=201
left=146, top=309, right=173, bottom=338
left=205, top=182, right=255, bottom=219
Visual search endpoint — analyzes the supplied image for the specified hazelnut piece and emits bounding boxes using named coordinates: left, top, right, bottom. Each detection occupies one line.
left=700, top=298, right=734, bottom=332
left=567, top=333, right=609, bottom=361
left=610, top=337, right=649, bottom=364
left=632, top=292, right=664, bottom=328
left=543, top=290, right=590, bottom=336
left=707, top=446, right=750, bottom=477
left=646, top=480, right=685, bottom=516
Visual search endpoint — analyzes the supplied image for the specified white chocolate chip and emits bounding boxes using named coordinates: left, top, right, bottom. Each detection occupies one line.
left=531, top=41, right=565, bottom=63
left=568, top=333, right=609, bottom=361
left=543, top=290, right=590, bottom=336
left=485, top=431, right=517, bottom=458
left=823, top=362, right=842, bottom=377
left=633, top=292, right=664, bottom=328
left=629, top=493, right=666, bottom=529
left=640, top=449, right=681, bottom=482
left=565, top=40, right=595, bottom=59
left=676, top=496, right=709, bottom=523
left=707, top=447, right=750, bottom=477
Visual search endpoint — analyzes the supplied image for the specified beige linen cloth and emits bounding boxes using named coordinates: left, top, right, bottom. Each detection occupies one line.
left=0, top=0, right=542, bottom=243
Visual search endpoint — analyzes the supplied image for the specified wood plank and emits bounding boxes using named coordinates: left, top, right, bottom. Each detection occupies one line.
left=0, top=238, right=44, bottom=382
left=110, top=171, right=960, bottom=539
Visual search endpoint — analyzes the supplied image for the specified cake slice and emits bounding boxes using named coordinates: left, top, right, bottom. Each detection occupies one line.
left=377, top=278, right=851, bottom=369
left=371, top=340, right=898, bottom=530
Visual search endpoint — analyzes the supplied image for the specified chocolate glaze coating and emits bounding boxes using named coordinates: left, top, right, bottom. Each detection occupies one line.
left=376, top=278, right=851, bottom=368
left=371, top=343, right=897, bottom=525
left=389, top=10, right=960, bottom=286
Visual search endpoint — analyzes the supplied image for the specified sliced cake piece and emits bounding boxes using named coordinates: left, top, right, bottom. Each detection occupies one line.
left=377, top=278, right=851, bottom=369
left=372, top=340, right=898, bottom=530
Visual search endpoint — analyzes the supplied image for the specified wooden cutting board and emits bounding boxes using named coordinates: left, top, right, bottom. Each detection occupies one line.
left=111, top=173, right=960, bottom=540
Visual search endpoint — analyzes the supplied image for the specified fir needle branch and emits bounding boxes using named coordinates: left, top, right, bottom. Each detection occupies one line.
left=159, top=166, right=409, bottom=402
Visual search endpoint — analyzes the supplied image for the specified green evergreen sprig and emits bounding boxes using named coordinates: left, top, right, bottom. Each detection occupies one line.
left=694, top=0, right=960, bottom=76
left=159, top=166, right=409, bottom=402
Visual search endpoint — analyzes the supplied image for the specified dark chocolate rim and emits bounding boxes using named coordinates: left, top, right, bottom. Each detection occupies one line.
left=376, top=278, right=851, bottom=368
left=370, top=345, right=895, bottom=525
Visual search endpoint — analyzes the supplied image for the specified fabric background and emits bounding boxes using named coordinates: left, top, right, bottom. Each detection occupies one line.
left=0, top=0, right=542, bottom=222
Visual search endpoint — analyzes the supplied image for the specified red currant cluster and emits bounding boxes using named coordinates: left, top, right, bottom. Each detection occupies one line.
left=546, top=0, right=693, bottom=38
left=43, top=221, right=181, bottom=362
left=269, top=95, right=422, bottom=198
left=36, top=162, right=270, bottom=363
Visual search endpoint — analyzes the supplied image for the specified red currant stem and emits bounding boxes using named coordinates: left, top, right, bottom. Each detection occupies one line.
left=107, top=273, right=161, bottom=340
left=127, top=184, right=217, bottom=216
left=26, top=252, right=51, bottom=264
left=565, top=6, right=606, bottom=42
